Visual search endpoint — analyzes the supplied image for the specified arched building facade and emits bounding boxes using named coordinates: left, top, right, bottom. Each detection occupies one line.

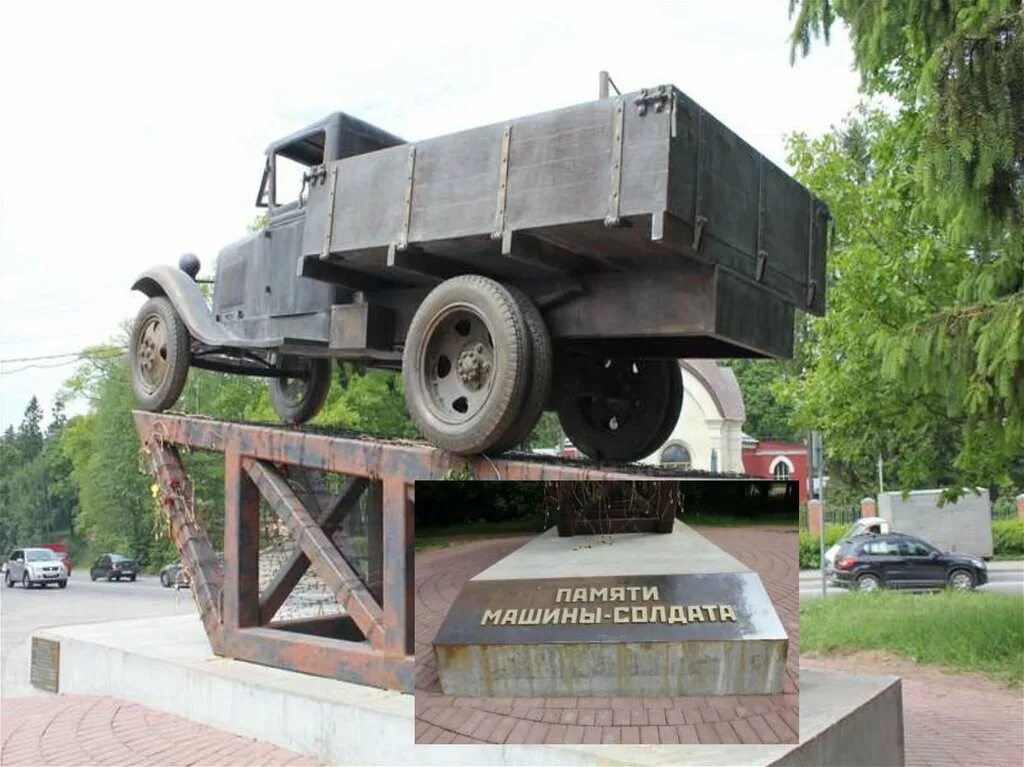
left=641, top=360, right=746, bottom=473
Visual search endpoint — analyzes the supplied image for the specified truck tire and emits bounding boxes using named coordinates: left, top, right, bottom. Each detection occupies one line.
left=403, top=275, right=531, bottom=455
left=555, top=355, right=682, bottom=463
left=486, top=287, right=552, bottom=454
left=268, top=356, right=331, bottom=424
left=130, top=296, right=191, bottom=412
left=637, top=361, right=684, bottom=459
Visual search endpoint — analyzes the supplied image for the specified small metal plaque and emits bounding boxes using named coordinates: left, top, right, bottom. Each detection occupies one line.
left=434, top=573, right=765, bottom=647
left=30, top=637, right=60, bottom=692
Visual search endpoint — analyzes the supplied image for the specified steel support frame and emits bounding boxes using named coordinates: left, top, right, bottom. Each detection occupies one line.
left=135, top=411, right=678, bottom=693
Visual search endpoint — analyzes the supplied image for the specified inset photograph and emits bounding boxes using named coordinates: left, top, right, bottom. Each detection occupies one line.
left=415, top=480, right=798, bottom=745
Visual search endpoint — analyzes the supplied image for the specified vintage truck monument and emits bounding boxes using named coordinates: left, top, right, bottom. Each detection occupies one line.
left=28, top=81, right=904, bottom=763
left=129, top=83, right=828, bottom=461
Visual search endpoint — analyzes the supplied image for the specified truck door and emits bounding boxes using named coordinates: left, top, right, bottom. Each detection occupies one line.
left=262, top=143, right=336, bottom=320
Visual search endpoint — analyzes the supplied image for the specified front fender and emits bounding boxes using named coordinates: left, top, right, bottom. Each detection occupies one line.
left=131, top=265, right=259, bottom=348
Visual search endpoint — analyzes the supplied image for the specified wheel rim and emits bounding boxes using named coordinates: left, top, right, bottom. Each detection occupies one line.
left=859, top=576, right=879, bottom=592
left=135, top=314, right=169, bottom=394
left=951, top=572, right=972, bottom=590
left=418, top=304, right=497, bottom=425
left=575, top=358, right=658, bottom=435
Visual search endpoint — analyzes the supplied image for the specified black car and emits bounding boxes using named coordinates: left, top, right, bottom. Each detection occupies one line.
left=828, top=532, right=988, bottom=592
left=90, top=553, right=138, bottom=582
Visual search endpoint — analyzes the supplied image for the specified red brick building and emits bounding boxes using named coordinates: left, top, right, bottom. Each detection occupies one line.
left=742, top=437, right=810, bottom=502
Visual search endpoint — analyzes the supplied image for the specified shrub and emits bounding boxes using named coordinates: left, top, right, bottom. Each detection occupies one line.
left=993, top=518, right=1024, bottom=557
left=799, top=524, right=848, bottom=569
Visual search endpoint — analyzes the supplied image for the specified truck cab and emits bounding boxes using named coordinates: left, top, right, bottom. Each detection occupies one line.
left=212, top=114, right=406, bottom=348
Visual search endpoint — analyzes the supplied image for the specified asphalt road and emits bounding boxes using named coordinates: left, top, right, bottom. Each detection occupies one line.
left=799, top=560, right=1024, bottom=600
left=0, top=571, right=196, bottom=697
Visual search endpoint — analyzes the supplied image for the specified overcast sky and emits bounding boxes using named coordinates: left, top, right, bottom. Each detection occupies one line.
left=0, top=1, right=860, bottom=429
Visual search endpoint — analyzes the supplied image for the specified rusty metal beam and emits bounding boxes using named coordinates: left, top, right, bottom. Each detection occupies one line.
left=243, top=457, right=386, bottom=648
left=258, top=474, right=369, bottom=624
left=224, top=448, right=260, bottom=630
left=145, top=442, right=224, bottom=650
left=222, top=626, right=414, bottom=691
left=381, top=478, right=414, bottom=656
left=132, top=411, right=691, bottom=481
left=365, top=481, right=384, bottom=605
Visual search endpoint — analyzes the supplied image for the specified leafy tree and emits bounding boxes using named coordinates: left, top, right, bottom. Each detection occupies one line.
left=0, top=397, right=78, bottom=552
left=16, top=396, right=44, bottom=461
left=787, top=2, right=1023, bottom=493
left=725, top=360, right=797, bottom=441
left=58, top=347, right=159, bottom=562
left=789, top=0, right=1023, bottom=235
left=783, top=107, right=1023, bottom=493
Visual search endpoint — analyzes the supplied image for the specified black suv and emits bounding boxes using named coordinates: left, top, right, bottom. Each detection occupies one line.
left=828, top=533, right=988, bottom=592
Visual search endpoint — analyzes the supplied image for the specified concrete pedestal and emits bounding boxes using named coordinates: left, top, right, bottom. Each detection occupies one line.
left=31, top=614, right=904, bottom=765
left=432, top=521, right=788, bottom=697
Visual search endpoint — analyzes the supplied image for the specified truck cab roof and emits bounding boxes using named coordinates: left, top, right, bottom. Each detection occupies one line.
left=266, top=112, right=405, bottom=165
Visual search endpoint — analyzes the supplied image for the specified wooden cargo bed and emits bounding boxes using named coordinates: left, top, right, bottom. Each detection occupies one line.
left=301, top=84, right=828, bottom=317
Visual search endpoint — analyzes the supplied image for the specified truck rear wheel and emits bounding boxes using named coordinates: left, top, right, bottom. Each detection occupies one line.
left=403, top=275, right=531, bottom=455
left=130, top=296, right=191, bottom=412
left=555, top=355, right=683, bottom=462
left=268, top=356, right=332, bottom=424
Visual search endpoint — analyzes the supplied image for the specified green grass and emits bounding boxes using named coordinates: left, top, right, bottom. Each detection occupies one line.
left=414, top=518, right=546, bottom=550
left=801, top=590, right=1024, bottom=685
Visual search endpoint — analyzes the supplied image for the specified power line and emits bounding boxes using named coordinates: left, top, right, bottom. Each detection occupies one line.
left=0, top=349, right=127, bottom=376
left=0, top=349, right=127, bottom=364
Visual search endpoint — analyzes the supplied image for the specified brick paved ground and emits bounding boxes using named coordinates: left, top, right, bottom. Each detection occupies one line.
left=415, top=525, right=799, bottom=745
left=802, top=652, right=1024, bottom=767
left=0, top=694, right=319, bottom=766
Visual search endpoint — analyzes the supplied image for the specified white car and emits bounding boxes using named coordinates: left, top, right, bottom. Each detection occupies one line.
left=824, top=517, right=892, bottom=566
left=4, top=547, right=68, bottom=588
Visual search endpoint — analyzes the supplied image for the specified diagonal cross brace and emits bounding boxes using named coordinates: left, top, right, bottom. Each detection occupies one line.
left=147, top=442, right=225, bottom=649
left=243, top=458, right=385, bottom=647
left=283, top=467, right=366, bottom=569
left=259, top=471, right=369, bottom=624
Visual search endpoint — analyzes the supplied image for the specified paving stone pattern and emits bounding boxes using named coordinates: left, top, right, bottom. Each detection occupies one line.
left=0, top=695, right=319, bottom=766
left=415, top=526, right=800, bottom=745
left=802, top=653, right=1024, bottom=767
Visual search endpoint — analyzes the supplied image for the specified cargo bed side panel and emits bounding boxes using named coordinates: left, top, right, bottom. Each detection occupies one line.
left=667, top=88, right=827, bottom=315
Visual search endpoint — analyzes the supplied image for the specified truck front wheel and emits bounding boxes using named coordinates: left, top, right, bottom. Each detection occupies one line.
left=130, top=296, right=191, bottom=412
left=268, top=356, right=332, bottom=424
left=403, top=275, right=532, bottom=455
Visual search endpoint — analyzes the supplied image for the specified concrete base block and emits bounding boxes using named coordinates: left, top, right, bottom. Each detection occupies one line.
left=33, top=615, right=903, bottom=766
left=435, top=631, right=787, bottom=698
left=434, top=522, right=788, bottom=697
